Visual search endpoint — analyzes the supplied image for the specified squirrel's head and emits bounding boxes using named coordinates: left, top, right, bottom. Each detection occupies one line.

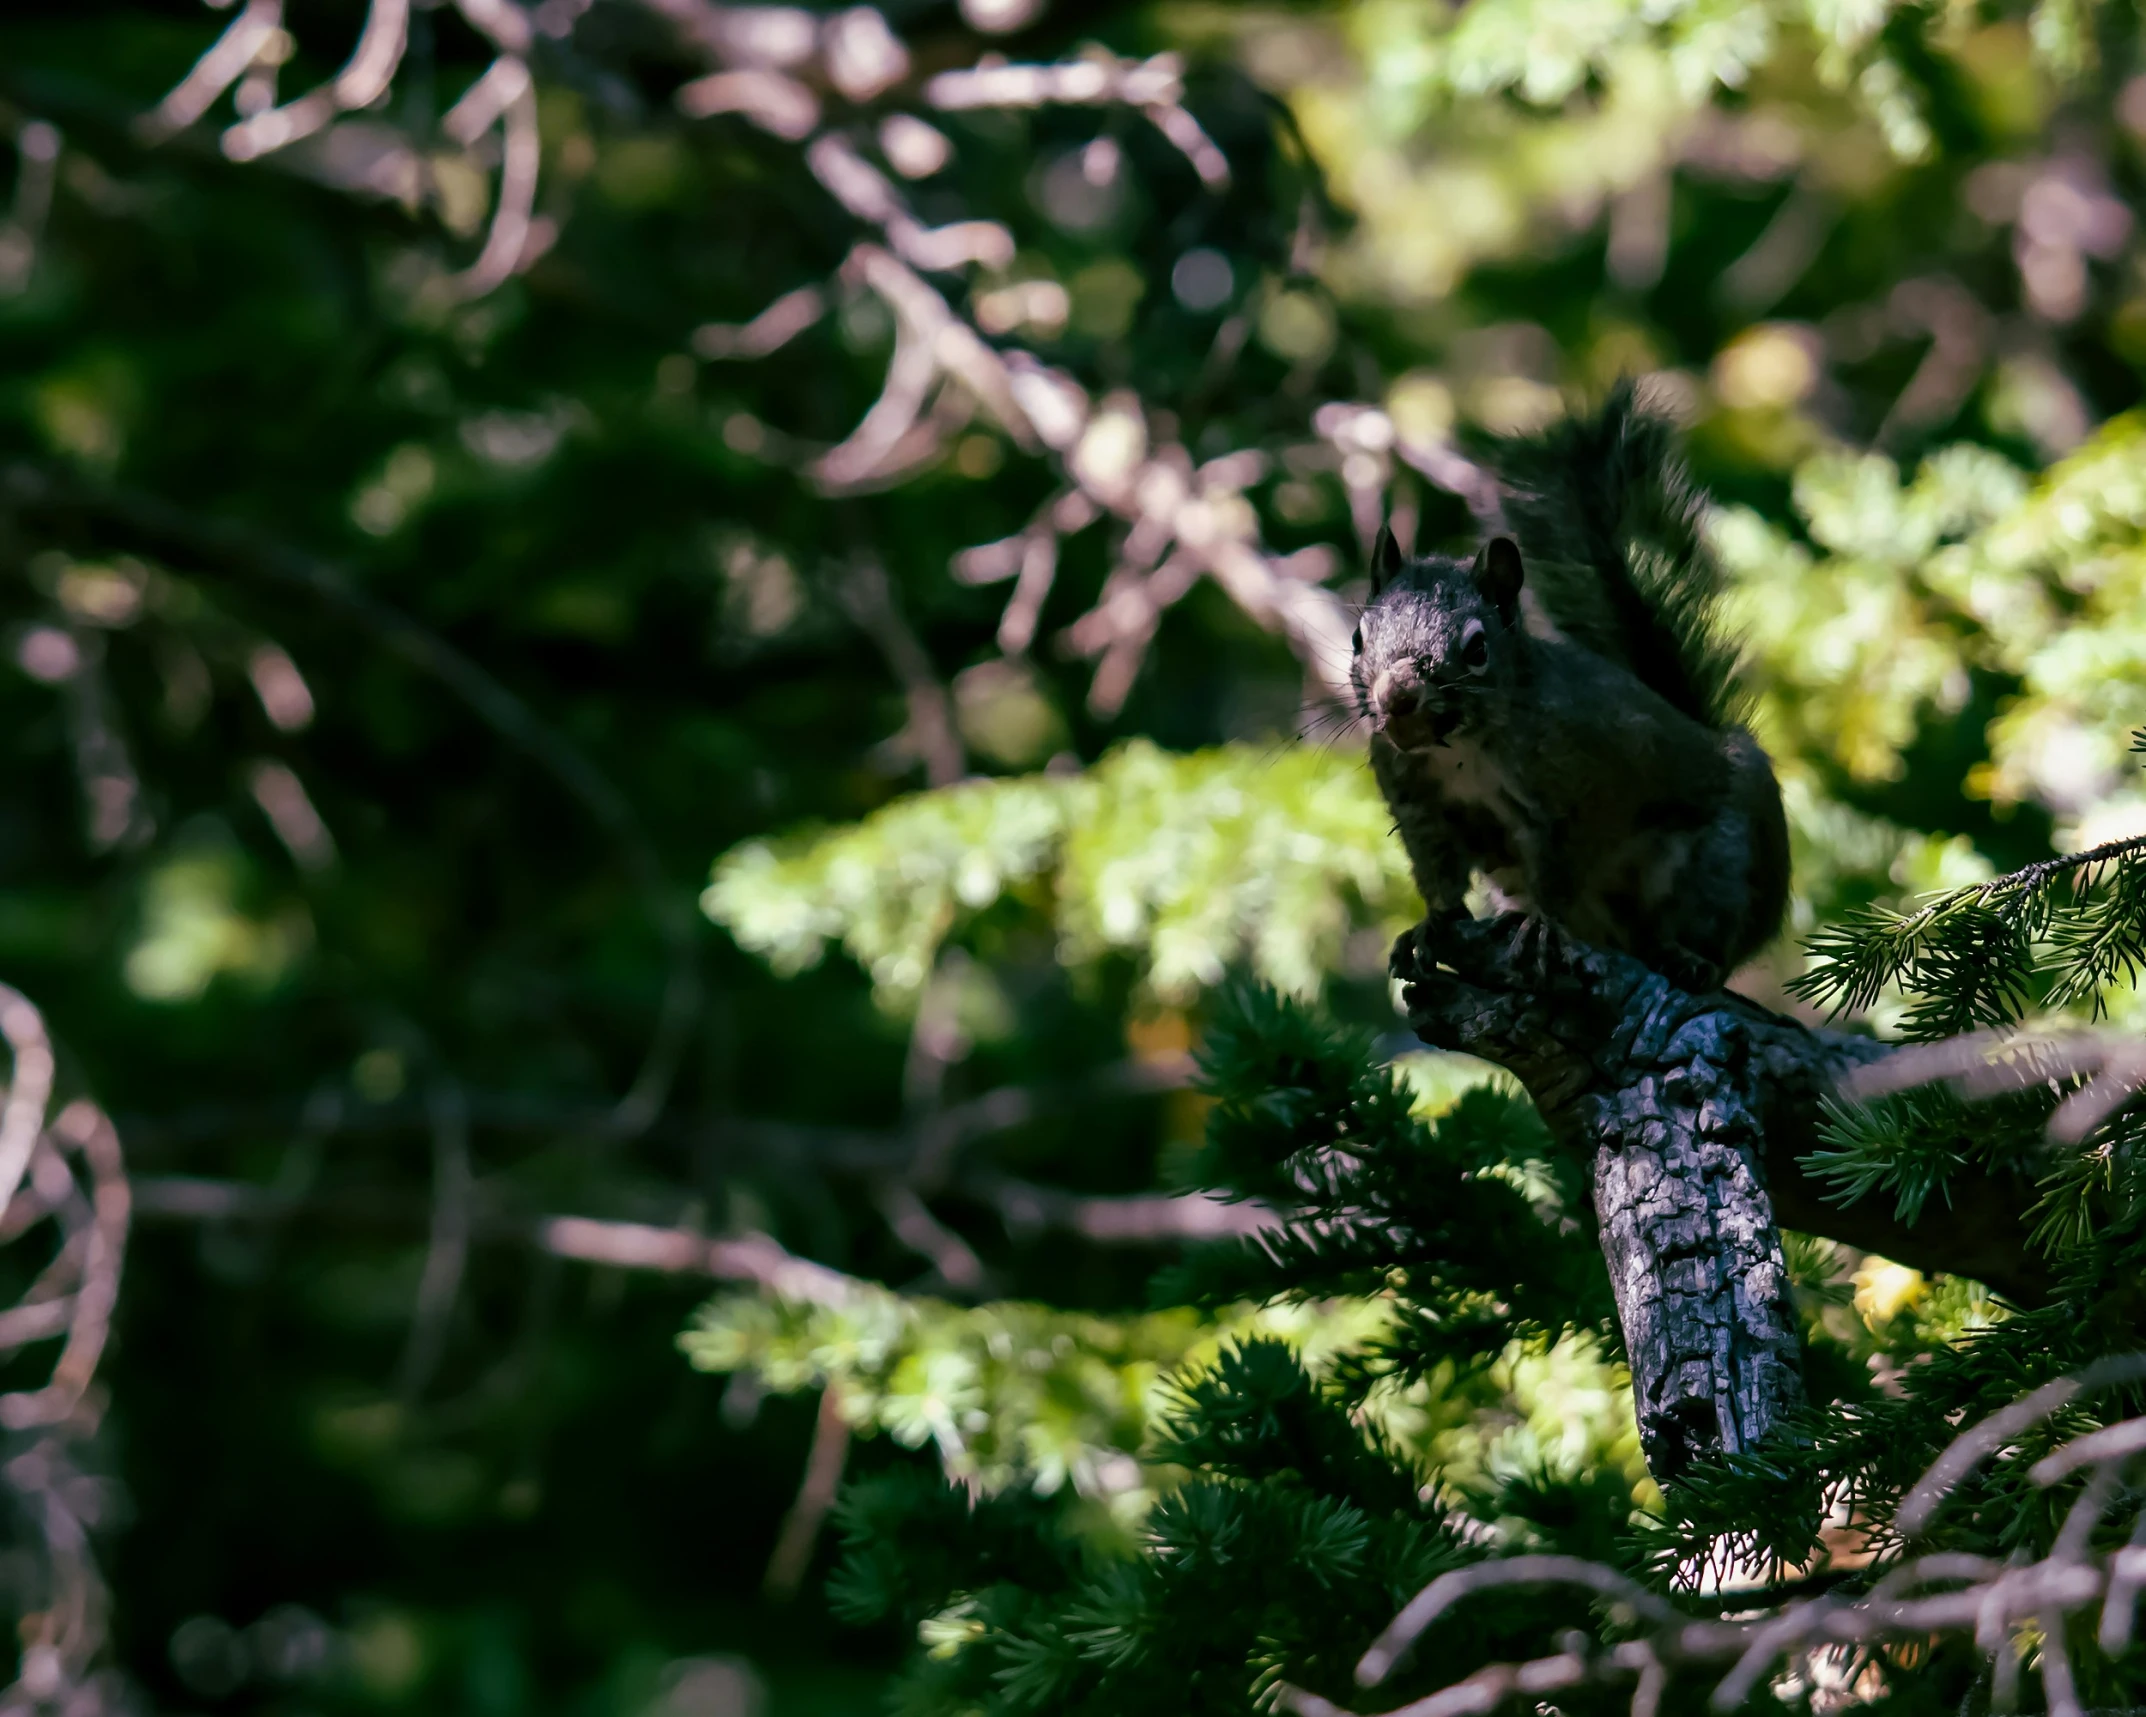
left=1351, top=527, right=1524, bottom=750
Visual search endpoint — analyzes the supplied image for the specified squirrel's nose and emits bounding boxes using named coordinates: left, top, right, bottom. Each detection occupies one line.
left=1372, top=667, right=1429, bottom=723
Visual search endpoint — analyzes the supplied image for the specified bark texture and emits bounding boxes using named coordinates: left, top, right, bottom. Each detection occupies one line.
left=1586, top=1038, right=1805, bottom=1480
left=1390, top=910, right=2049, bottom=1480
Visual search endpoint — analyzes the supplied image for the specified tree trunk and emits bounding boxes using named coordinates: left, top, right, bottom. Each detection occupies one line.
left=1389, top=911, right=2048, bottom=1480
left=1584, top=1019, right=1808, bottom=1480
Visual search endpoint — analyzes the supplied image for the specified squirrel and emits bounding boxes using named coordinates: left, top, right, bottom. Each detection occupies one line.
left=1351, top=383, right=1790, bottom=993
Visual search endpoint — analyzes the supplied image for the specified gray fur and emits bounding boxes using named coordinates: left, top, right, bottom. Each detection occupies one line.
left=1484, top=380, right=1748, bottom=728
left=1353, top=407, right=1790, bottom=990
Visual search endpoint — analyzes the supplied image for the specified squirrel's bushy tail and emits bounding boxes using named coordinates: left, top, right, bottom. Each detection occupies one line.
left=1487, top=381, right=1748, bottom=729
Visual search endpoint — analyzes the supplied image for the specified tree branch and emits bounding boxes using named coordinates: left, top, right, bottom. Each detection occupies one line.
left=1392, top=912, right=2054, bottom=1479
left=762, top=1383, right=852, bottom=1601
left=126, top=1169, right=1259, bottom=1283
left=117, top=1058, right=1196, bottom=1190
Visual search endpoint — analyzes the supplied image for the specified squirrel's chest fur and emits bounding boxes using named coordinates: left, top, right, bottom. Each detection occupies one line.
left=1371, top=734, right=1530, bottom=899
left=1366, top=640, right=1743, bottom=953
left=1392, top=732, right=1519, bottom=817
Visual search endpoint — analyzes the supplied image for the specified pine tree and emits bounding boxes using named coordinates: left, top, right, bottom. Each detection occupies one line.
left=21, top=0, right=2146, bottom=1704
left=811, top=986, right=1623, bottom=1714
left=696, top=425, right=2146, bottom=1710
left=705, top=814, right=2146, bottom=1711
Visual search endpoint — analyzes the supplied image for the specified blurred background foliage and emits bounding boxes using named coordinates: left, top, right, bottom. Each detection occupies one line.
left=6, top=0, right=2146, bottom=1708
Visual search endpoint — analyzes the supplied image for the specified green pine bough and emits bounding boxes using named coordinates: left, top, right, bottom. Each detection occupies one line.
left=690, top=982, right=1636, bottom=1714
left=1794, top=830, right=2146, bottom=1038
left=703, top=740, right=1417, bottom=1009
left=702, top=732, right=2146, bottom=1710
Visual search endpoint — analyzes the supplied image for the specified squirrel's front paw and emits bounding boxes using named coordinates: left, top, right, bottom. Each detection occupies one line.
left=1506, top=914, right=1580, bottom=984
left=1391, top=907, right=1470, bottom=979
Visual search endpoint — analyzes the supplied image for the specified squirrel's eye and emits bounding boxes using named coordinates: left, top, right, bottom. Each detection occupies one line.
left=1351, top=626, right=1363, bottom=655
left=1461, top=624, right=1489, bottom=670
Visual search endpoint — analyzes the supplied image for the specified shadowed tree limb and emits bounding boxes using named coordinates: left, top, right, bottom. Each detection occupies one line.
left=1392, top=911, right=2053, bottom=1479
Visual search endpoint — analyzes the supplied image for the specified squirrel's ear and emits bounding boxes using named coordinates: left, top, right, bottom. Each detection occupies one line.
left=1369, top=525, right=1403, bottom=595
left=1475, top=537, right=1524, bottom=624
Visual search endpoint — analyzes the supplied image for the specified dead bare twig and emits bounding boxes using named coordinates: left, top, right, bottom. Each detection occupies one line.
left=1840, top=1024, right=2146, bottom=1148
left=0, top=987, right=55, bottom=1227
left=1281, top=1357, right=2146, bottom=1717
left=0, top=988, right=133, bottom=1716
left=837, top=561, right=967, bottom=787
left=763, top=1385, right=853, bottom=1600
left=128, top=1175, right=1274, bottom=1272
left=131, top=0, right=1383, bottom=718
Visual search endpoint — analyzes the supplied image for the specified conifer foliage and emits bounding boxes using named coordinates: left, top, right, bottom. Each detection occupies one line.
left=701, top=987, right=1642, bottom=1713
left=826, top=1341, right=1470, bottom=1717
left=704, top=803, right=2146, bottom=1710
left=25, top=0, right=2146, bottom=1704
left=705, top=742, right=1414, bottom=1007
left=1158, top=989, right=1614, bottom=1384
left=1793, top=828, right=2146, bottom=1038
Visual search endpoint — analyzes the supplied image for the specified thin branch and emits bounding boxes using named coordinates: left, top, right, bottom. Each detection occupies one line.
left=1896, top=1353, right=2146, bottom=1536
left=692, top=284, right=827, bottom=359
left=136, top=0, right=1367, bottom=726
left=220, top=0, right=411, bottom=162
left=442, top=59, right=542, bottom=300
left=676, top=69, right=820, bottom=140
left=1842, top=1024, right=2146, bottom=1147
left=395, top=1085, right=474, bottom=1401
left=729, top=214, right=1357, bottom=712
left=973, top=1175, right=1280, bottom=1241
left=452, top=0, right=535, bottom=57
left=441, top=54, right=530, bottom=146
left=537, top=1219, right=866, bottom=1309
left=763, top=1383, right=852, bottom=1600
left=0, top=990, right=133, bottom=1717
left=874, top=1182, right=986, bottom=1290
left=837, top=560, right=966, bottom=786
left=923, top=50, right=1229, bottom=187
left=138, top=0, right=286, bottom=140
left=1715, top=176, right=1836, bottom=315
left=133, top=1169, right=1250, bottom=1263
left=1874, top=275, right=1991, bottom=450
left=117, top=1054, right=1193, bottom=1191
left=2, top=1103, right=131, bottom=1433
left=1300, top=1359, right=2146, bottom=1717
left=813, top=325, right=945, bottom=492
left=58, top=632, right=151, bottom=854
left=0, top=118, right=61, bottom=297
left=910, top=1055, right=1194, bottom=1190
left=1357, top=1556, right=1680, bottom=1687
left=0, top=984, right=56, bottom=1226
